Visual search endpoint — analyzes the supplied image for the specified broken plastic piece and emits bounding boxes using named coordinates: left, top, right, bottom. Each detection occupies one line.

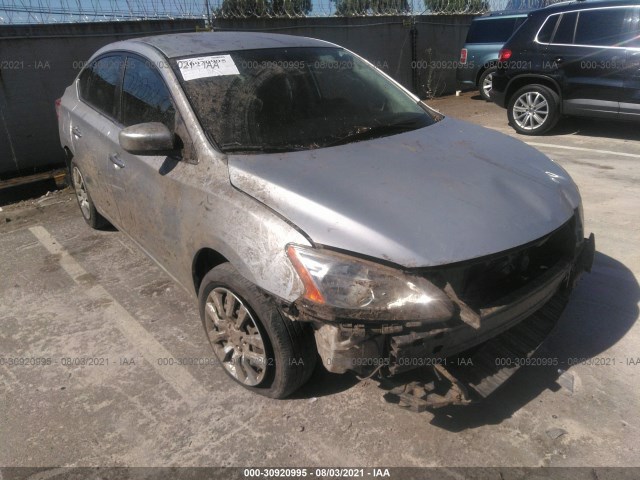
left=382, top=365, right=474, bottom=412
left=546, top=428, right=568, bottom=439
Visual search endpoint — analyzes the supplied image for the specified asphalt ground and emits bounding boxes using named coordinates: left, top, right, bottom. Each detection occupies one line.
left=1, top=92, right=639, bottom=470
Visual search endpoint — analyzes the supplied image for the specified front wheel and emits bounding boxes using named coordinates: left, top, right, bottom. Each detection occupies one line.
left=198, top=263, right=317, bottom=398
left=507, top=84, right=560, bottom=135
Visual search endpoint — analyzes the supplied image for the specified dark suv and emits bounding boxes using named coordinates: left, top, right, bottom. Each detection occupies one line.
left=491, top=1, right=640, bottom=135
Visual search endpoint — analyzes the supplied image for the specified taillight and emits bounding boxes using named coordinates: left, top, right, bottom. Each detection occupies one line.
left=55, top=98, right=61, bottom=119
left=459, top=48, right=468, bottom=65
left=498, top=49, right=512, bottom=62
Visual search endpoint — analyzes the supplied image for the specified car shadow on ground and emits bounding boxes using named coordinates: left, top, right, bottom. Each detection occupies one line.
left=427, top=251, right=638, bottom=431
left=289, top=359, right=360, bottom=399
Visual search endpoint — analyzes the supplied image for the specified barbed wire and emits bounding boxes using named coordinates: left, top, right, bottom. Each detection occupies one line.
left=0, top=0, right=561, bottom=24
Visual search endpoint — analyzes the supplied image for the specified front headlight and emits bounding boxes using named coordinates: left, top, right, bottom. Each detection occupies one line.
left=286, top=245, right=454, bottom=323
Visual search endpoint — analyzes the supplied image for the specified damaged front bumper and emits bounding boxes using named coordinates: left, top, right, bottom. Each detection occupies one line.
left=282, top=231, right=595, bottom=405
left=389, top=232, right=594, bottom=376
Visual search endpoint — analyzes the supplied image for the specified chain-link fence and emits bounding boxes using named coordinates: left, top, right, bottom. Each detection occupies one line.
left=0, top=0, right=561, bottom=23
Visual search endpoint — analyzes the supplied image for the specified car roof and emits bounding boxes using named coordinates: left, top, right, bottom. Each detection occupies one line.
left=477, top=10, right=531, bottom=18
left=132, top=31, right=337, bottom=59
left=535, top=0, right=637, bottom=15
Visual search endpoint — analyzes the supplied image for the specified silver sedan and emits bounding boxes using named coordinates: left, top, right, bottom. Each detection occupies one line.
left=57, top=32, right=594, bottom=400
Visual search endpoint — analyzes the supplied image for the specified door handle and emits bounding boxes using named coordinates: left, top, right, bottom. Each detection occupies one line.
left=71, top=126, right=82, bottom=138
left=109, top=153, right=125, bottom=169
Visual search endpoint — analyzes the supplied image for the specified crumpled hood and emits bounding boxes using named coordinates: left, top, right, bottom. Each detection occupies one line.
left=228, top=117, right=581, bottom=267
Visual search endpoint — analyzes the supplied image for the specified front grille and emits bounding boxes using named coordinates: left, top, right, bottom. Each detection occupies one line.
left=421, top=216, right=577, bottom=311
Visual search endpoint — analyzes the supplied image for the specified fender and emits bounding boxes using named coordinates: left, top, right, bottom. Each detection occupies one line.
left=506, top=74, right=563, bottom=111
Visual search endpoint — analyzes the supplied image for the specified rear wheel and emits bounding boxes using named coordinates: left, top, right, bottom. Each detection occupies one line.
left=198, top=263, right=317, bottom=398
left=71, top=163, right=109, bottom=229
left=508, top=84, right=560, bottom=135
left=478, top=67, right=497, bottom=101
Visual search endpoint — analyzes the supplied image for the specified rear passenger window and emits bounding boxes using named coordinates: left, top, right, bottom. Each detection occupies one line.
left=552, top=12, right=578, bottom=45
left=574, top=8, right=628, bottom=46
left=79, top=55, right=123, bottom=119
left=514, top=17, right=527, bottom=31
left=466, top=17, right=523, bottom=44
left=537, top=15, right=558, bottom=43
left=122, top=57, right=176, bottom=132
left=623, top=7, right=640, bottom=47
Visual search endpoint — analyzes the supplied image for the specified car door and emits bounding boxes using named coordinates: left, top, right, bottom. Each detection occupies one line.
left=541, top=7, right=629, bottom=118
left=110, top=54, right=194, bottom=271
left=621, top=6, right=640, bottom=118
left=72, top=54, right=125, bottom=226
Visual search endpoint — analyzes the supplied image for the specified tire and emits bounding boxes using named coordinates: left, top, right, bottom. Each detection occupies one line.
left=507, top=84, right=560, bottom=135
left=198, top=263, right=317, bottom=399
left=70, top=162, right=109, bottom=229
left=478, top=66, right=497, bottom=101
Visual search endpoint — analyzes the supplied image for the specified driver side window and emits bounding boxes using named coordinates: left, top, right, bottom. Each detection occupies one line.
left=122, top=56, right=176, bottom=131
left=122, top=55, right=197, bottom=163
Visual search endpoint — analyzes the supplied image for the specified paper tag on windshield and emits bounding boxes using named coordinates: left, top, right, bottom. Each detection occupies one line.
left=177, top=55, right=239, bottom=81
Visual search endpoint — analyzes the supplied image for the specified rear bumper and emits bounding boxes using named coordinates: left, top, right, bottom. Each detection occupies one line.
left=456, top=65, right=479, bottom=88
left=490, top=74, right=509, bottom=107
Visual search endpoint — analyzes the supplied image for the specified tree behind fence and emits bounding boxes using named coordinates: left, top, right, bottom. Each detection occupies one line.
left=0, top=0, right=562, bottom=23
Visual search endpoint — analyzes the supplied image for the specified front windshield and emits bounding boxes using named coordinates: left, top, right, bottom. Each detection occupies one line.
left=174, top=47, right=440, bottom=153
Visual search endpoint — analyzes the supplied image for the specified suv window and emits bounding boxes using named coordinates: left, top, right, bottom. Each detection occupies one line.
left=122, top=56, right=176, bottom=131
left=629, top=7, right=640, bottom=47
left=574, top=8, right=628, bottom=46
left=78, top=55, right=123, bottom=119
left=466, top=17, right=525, bottom=44
left=552, top=12, right=578, bottom=45
left=537, top=14, right=558, bottom=43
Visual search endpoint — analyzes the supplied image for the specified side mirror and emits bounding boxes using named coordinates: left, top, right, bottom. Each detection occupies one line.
left=119, top=122, right=175, bottom=155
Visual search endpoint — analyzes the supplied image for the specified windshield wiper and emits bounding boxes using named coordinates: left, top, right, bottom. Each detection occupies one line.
left=325, top=121, right=423, bottom=148
left=221, top=143, right=307, bottom=153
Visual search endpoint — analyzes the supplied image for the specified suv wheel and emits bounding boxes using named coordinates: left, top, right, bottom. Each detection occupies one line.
left=198, top=263, right=317, bottom=398
left=508, top=84, right=560, bottom=135
left=478, top=67, right=497, bottom=101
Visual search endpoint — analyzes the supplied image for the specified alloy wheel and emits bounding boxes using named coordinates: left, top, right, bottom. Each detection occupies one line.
left=482, top=73, right=493, bottom=98
left=72, top=166, right=91, bottom=220
left=203, top=287, right=267, bottom=386
left=512, top=91, right=549, bottom=131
